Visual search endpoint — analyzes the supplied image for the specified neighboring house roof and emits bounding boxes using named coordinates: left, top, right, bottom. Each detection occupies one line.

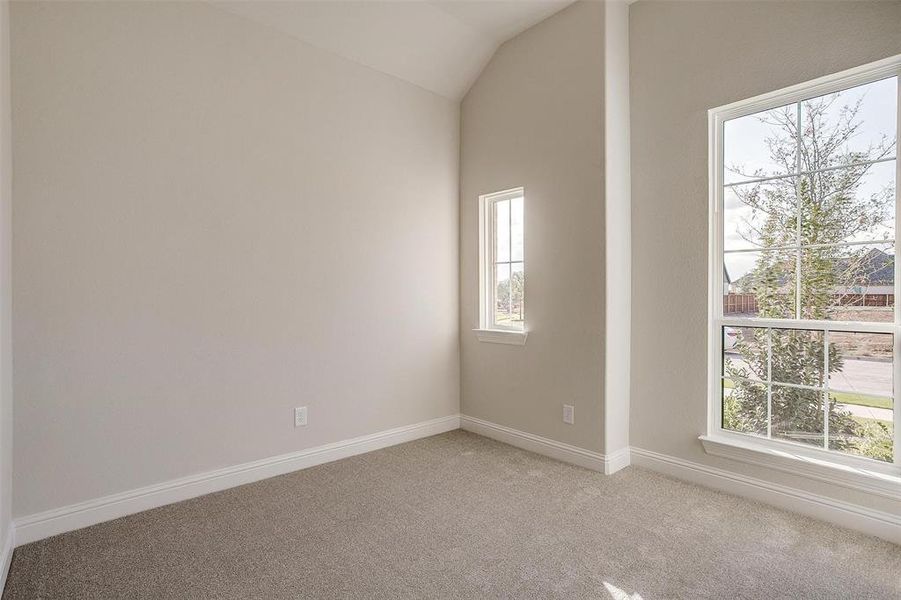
left=845, top=247, right=894, bottom=286
left=731, top=248, right=894, bottom=291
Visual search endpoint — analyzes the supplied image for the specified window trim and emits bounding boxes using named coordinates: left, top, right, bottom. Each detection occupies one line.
left=699, top=433, right=901, bottom=501
left=706, top=54, right=901, bottom=482
left=476, top=187, right=526, bottom=343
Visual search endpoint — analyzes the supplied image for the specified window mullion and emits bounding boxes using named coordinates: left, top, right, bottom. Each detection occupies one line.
left=767, top=378, right=826, bottom=393
left=723, top=155, right=897, bottom=188
left=489, top=200, right=498, bottom=329
left=824, top=330, right=830, bottom=450
left=895, top=330, right=900, bottom=466
left=507, top=204, right=512, bottom=320
left=895, top=70, right=901, bottom=466
left=794, top=101, right=803, bottom=321
left=766, top=328, right=772, bottom=439
left=722, top=317, right=895, bottom=336
left=725, top=238, right=897, bottom=255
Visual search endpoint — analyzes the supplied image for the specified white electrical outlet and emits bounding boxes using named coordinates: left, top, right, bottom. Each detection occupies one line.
left=294, top=406, right=308, bottom=427
left=563, top=404, right=574, bottom=425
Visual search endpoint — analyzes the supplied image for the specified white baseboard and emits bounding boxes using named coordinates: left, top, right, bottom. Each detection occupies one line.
left=14, top=414, right=461, bottom=546
left=14, top=413, right=897, bottom=551
left=0, top=524, right=14, bottom=593
left=604, top=446, right=631, bottom=475
left=630, top=446, right=901, bottom=546
left=460, top=415, right=630, bottom=474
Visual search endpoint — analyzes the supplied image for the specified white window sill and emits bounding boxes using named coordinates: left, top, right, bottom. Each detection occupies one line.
left=699, top=434, right=901, bottom=501
left=473, top=329, right=528, bottom=346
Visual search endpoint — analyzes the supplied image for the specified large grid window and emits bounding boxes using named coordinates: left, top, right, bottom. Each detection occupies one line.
left=479, top=188, right=524, bottom=332
left=710, top=59, right=900, bottom=470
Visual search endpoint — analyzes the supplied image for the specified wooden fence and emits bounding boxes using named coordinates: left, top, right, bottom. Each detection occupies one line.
left=723, top=293, right=894, bottom=315
left=723, top=294, right=758, bottom=314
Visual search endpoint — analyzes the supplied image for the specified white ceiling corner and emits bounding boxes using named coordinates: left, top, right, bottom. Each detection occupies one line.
left=208, top=0, right=575, bottom=100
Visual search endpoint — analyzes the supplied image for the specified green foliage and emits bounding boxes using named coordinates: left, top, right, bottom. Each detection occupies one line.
left=847, top=418, right=893, bottom=463
left=496, top=270, right=524, bottom=308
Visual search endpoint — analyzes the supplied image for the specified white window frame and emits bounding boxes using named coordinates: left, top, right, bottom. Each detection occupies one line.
left=474, top=187, right=527, bottom=345
left=705, top=55, right=901, bottom=494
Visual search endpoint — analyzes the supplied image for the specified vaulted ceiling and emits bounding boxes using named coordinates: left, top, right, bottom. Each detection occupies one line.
left=210, top=1, right=575, bottom=100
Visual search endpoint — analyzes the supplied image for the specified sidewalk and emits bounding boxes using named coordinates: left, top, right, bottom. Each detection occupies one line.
left=836, top=403, right=893, bottom=422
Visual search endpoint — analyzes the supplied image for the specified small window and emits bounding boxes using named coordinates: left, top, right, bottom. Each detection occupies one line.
left=479, top=188, right=525, bottom=334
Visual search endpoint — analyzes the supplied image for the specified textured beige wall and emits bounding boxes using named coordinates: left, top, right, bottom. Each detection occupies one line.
left=0, top=0, right=11, bottom=549
left=630, top=1, right=901, bottom=512
left=11, top=1, right=459, bottom=516
left=460, top=1, right=605, bottom=453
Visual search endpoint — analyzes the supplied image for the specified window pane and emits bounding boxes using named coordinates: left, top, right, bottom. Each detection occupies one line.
left=510, top=262, right=524, bottom=329
left=828, top=394, right=893, bottom=463
left=771, top=329, right=825, bottom=387
left=495, top=200, right=510, bottom=262
left=723, top=378, right=767, bottom=437
left=724, top=178, right=798, bottom=251
left=800, top=243, right=894, bottom=322
left=827, top=331, right=894, bottom=459
left=799, top=160, right=895, bottom=246
left=494, top=262, right=511, bottom=326
left=724, top=250, right=796, bottom=319
left=724, top=103, right=797, bottom=184
left=771, top=384, right=825, bottom=448
left=801, top=77, right=897, bottom=171
left=511, top=196, right=523, bottom=261
left=723, top=326, right=766, bottom=382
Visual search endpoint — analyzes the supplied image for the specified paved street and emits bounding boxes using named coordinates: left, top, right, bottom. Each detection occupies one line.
left=828, top=356, right=893, bottom=398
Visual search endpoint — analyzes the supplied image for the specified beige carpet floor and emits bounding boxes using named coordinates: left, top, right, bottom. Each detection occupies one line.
left=3, top=430, right=900, bottom=599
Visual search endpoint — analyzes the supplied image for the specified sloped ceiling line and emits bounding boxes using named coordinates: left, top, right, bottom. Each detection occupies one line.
left=208, top=1, right=574, bottom=100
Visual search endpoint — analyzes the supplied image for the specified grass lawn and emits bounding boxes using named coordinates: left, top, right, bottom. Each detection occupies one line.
left=851, top=416, right=892, bottom=429
left=722, top=379, right=892, bottom=410
left=831, top=391, right=892, bottom=410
